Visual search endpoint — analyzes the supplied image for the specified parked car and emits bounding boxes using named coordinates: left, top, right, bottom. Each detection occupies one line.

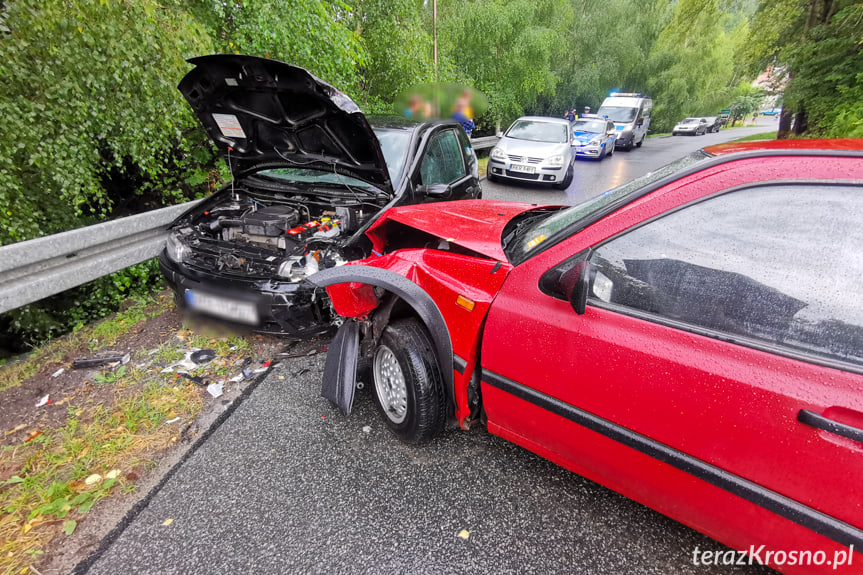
left=487, top=116, right=574, bottom=189
left=311, top=139, right=863, bottom=575
left=596, top=92, right=653, bottom=150
left=159, top=55, right=481, bottom=337
left=570, top=115, right=617, bottom=160
left=672, top=117, right=708, bottom=135
left=701, top=115, right=722, bottom=132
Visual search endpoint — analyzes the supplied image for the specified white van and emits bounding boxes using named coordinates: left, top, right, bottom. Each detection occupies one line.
left=596, top=93, right=653, bottom=150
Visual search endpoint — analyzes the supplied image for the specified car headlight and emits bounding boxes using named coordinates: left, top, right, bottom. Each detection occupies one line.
left=491, top=147, right=507, bottom=161
left=546, top=155, right=564, bottom=167
left=589, top=137, right=602, bottom=146
left=165, top=232, right=190, bottom=263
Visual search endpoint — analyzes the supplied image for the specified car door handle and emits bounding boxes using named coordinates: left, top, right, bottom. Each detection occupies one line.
left=798, top=409, right=863, bottom=444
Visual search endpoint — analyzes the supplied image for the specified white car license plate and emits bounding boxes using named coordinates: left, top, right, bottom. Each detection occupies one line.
left=185, top=289, right=259, bottom=325
left=509, top=164, right=536, bottom=174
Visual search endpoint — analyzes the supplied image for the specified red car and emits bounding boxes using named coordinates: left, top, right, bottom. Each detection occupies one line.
left=309, top=139, right=863, bottom=574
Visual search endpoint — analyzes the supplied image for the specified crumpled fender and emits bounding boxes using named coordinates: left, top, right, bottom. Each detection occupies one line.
left=307, top=266, right=455, bottom=409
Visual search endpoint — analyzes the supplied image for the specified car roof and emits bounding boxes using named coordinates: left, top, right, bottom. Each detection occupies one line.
left=514, top=116, right=571, bottom=125
left=704, top=138, right=863, bottom=156
left=367, top=114, right=458, bottom=132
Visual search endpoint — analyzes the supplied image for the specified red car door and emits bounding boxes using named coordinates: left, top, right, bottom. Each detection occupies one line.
left=480, top=156, right=863, bottom=572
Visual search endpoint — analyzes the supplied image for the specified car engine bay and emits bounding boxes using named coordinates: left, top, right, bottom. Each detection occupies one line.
left=168, top=186, right=379, bottom=283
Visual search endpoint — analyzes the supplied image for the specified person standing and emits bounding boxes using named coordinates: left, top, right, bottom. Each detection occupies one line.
left=563, top=109, right=575, bottom=122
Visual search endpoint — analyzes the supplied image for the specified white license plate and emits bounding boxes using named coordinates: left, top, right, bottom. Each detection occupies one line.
left=184, top=289, right=259, bottom=325
left=509, top=164, right=536, bottom=174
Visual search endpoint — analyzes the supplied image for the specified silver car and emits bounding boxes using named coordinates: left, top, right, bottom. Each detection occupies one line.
left=488, top=116, right=574, bottom=189
left=571, top=116, right=618, bottom=160
left=672, top=117, right=708, bottom=136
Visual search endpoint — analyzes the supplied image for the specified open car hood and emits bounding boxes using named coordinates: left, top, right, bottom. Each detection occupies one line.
left=179, top=55, right=392, bottom=192
left=368, top=200, right=549, bottom=261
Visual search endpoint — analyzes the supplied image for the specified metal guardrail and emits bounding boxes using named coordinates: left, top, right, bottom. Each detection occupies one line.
left=0, top=139, right=500, bottom=315
left=470, top=135, right=499, bottom=151
left=0, top=199, right=202, bottom=314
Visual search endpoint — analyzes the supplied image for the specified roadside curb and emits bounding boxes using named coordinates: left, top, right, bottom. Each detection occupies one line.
left=69, top=368, right=274, bottom=575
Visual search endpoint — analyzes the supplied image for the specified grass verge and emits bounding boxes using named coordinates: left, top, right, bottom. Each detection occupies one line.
left=730, top=131, right=778, bottom=142
left=478, top=156, right=488, bottom=178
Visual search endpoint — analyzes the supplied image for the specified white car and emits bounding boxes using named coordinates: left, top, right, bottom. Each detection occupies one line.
left=487, top=116, right=574, bottom=189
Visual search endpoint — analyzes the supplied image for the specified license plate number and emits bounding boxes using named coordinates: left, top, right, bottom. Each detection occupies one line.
left=185, top=289, right=259, bottom=325
left=509, top=164, right=536, bottom=174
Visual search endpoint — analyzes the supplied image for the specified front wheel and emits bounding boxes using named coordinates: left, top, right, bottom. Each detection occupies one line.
left=554, top=163, right=573, bottom=189
left=372, top=319, right=446, bottom=442
left=635, top=134, right=643, bottom=147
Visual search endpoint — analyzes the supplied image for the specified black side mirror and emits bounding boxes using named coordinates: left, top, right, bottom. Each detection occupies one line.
left=636, top=118, right=644, bottom=127
left=558, top=260, right=591, bottom=315
left=417, top=183, right=451, bottom=198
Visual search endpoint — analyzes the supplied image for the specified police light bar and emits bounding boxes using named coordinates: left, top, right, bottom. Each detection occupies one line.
left=608, top=92, right=643, bottom=97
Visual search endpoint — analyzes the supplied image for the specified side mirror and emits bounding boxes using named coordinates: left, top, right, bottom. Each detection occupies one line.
left=558, top=260, right=591, bottom=315
left=607, top=130, right=617, bottom=136
left=417, top=183, right=451, bottom=198
left=636, top=118, right=644, bottom=127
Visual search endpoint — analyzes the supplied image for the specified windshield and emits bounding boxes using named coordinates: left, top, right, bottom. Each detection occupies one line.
left=505, top=120, right=569, bottom=143
left=372, top=128, right=411, bottom=182
left=680, top=118, right=700, bottom=125
left=507, top=151, right=711, bottom=262
left=254, top=128, right=410, bottom=191
left=596, top=106, right=637, bottom=123
left=572, top=120, right=607, bottom=133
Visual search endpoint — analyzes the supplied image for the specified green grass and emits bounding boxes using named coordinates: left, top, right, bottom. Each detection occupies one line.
left=478, top=156, right=488, bottom=177
left=647, top=132, right=671, bottom=138
left=729, top=131, right=778, bottom=143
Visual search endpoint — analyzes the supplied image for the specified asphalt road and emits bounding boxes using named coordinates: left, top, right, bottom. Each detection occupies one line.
left=79, top=123, right=780, bottom=575
left=482, top=122, right=778, bottom=206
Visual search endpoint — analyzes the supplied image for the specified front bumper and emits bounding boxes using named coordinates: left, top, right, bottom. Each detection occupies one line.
left=574, top=143, right=603, bottom=157
left=159, top=251, right=333, bottom=338
left=487, top=159, right=568, bottom=183
left=614, top=131, right=634, bottom=147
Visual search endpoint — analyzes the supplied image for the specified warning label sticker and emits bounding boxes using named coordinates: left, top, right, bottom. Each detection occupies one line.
left=212, top=114, right=246, bottom=139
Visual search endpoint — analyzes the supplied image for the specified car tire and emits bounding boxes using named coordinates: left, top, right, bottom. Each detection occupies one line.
left=607, top=144, right=614, bottom=157
left=636, top=135, right=643, bottom=147
left=486, top=169, right=497, bottom=183
left=554, top=164, right=573, bottom=189
left=372, top=318, right=446, bottom=443
left=598, top=146, right=607, bottom=161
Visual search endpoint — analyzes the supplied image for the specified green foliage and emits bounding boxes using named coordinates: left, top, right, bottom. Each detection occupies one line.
left=0, top=0, right=215, bottom=245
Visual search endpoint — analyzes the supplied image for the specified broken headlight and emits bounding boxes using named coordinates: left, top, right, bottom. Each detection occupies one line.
left=166, top=231, right=191, bottom=263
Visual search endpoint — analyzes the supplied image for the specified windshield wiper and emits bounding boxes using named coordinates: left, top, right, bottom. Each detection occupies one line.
left=502, top=208, right=562, bottom=252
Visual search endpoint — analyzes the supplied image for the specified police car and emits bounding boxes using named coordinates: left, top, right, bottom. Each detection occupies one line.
left=571, top=115, right=618, bottom=160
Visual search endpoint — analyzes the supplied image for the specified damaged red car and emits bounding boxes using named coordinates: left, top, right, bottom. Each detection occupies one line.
left=309, top=139, right=863, bottom=574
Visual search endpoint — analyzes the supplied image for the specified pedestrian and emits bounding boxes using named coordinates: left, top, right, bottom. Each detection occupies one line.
left=451, top=89, right=475, bottom=136
left=563, top=109, right=575, bottom=122
left=584, top=106, right=591, bottom=116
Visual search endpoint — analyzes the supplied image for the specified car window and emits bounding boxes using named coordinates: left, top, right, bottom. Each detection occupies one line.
left=372, top=128, right=412, bottom=183
left=420, top=129, right=466, bottom=185
left=587, top=184, right=863, bottom=370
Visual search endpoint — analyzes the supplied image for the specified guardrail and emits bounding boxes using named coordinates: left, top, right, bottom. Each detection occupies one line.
left=0, top=139, right=500, bottom=315
left=470, top=135, right=499, bottom=151
left=0, top=200, right=202, bottom=315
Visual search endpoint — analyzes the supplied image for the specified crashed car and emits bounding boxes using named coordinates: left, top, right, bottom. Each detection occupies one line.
left=310, top=139, right=863, bottom=575
left=159, top=55, right=481, bottom=336
left=570, top=115, right=617, bottom=160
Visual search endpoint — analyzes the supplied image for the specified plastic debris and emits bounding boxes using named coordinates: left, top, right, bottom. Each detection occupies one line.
left=162, top=518, right=174, bottom=526
left=35, top=394, right=50, bottom=407
left=206, top=382, right=224, bottom=398
left=25, top=430, right=43, bottom=443
left=51, top=368, right=65, bottom=378
left=242, top=368, right=255, bottom=380
left=72, top=355, right=127, bottom=369
left=165, top=417, right=181, bottom=425
left=190, top=349, right=216, bottom=364
left=84, top=474, right=102, bottom=485
left=105, top=469, right=122, bottom=479
left=176, top=372, right=206, bottom=386
left=457, top=530, right=471, bottom=540
left=362, top=426, right=371, bottom=433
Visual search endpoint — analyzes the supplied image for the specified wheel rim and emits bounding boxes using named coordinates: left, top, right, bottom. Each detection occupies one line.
left=374, top=345, right=408, bottom=424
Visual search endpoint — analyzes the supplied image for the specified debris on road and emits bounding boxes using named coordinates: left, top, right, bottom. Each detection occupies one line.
left=457, top=530, right=471, bottom=540
left=50, top=368, right=65, bottom=378
left=190, top=349, right=216, bottom=364
left=35, top=394, right=50, bottom=407
left=72, top=354, right=129, bottom=369
left=175, top=372, right=206, bottom=386
left=362, top=426, right=371, bottom=433
left=162, top=518, right=174, bottom=527
left=206, top=382, right=224, bottom=399
left=84, top=474, right=102, bottom=486
left=165, top=417, right=181, bottom=425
